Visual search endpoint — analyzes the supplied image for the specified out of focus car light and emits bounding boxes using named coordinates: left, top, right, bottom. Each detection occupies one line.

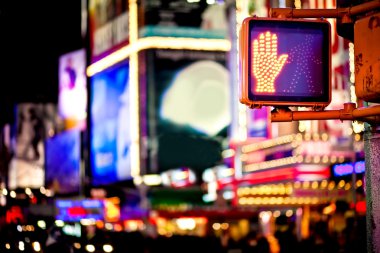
left=103, top=244, right=113, bottom=253
left=32, top=242, right=41, bottom=252
left=85, top=244, right=95, bottom=252
left=18, top=241, right=25, bottom=251
left=73, top=243, right=81, bottom=249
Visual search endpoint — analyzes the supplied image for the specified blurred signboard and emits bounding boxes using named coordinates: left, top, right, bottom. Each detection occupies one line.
left=89, top=60, right=132, bottom=186
left=8, top=103, right=59, bottom=189
left=45, top=129, right=81, bottom=195
left=140, top=0, right=228, bottom=38
left=55, top=199, right=105, bottom=222
left=89, top=0, right=129, bottom=63
left=58, top=48, right=87, bottom=130
left=142, top=49, right=230, bottom=173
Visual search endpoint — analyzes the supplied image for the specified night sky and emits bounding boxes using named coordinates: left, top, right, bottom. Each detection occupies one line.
left=0, top=0, right=83, bottom=124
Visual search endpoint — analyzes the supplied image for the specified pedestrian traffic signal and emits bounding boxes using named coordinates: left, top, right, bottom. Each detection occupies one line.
left=239, top=17, right=332, bottom=109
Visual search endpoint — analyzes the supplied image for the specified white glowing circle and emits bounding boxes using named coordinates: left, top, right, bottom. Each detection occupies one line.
left=86, top=244, right=96, bottom=253
left=103, top=244, right=113, bottom=253
left=160, top=60, right=230, bottom=136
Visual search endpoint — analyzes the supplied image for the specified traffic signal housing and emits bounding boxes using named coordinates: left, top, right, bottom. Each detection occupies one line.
left=239, top=17, right=332, bottom=109
left=354, top=12, right=380, bottom=103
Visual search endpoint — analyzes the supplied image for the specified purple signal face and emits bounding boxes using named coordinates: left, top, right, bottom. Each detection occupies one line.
left=240, top=17, right=331, bottom=108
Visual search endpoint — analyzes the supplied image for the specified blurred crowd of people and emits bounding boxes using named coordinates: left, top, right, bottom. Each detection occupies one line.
left=0, top=215, right=367, bottom=253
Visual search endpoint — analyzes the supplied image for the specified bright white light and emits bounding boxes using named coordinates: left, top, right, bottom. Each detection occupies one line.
left=37, top=220, right=46, bottom=229
left=160, top=60, right=230, bottom=136
left=260, top=212, right=271, bottom=223
left=80, top=219, right=96, bottom=226
left=18, top=241, right=25, bottom=251
left=32, top=242, right=41, bottom=252
left=2, top=188, right=8, bottom=195
left=10, top=191, right=16, bottom=198
left=103, top=244, right=114, bottom=253
left=55, top=220, right=65, bottom=227
left=25, top=188, right=32, bottom=195
left=17, top=225, right=22, bottom=232
left=142, top=174, right=162, bottom=186
left=202, top=169, right=216, bottom=183
left=176, top=218, right=196, bottom=230
left=85, top=244, right=95, bottom=252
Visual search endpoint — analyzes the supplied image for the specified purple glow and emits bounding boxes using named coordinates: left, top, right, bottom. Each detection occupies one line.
left=333, top=161, right=365, bottom=177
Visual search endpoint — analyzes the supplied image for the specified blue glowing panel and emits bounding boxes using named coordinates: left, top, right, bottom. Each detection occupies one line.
left=45, top=129, right=81, bottom=194
left=55, top=199, right=105, bottom=222
left=333, top=161, right=365, bottom=177
left=90, top=61, right=132, bottom=186
left=247, top=107, right=270, bottom=139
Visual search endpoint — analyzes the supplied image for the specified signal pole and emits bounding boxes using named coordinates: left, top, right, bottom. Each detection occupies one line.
left=267, top=2, right=380, bottom=252
left=364, top=125, right=380, bottom=252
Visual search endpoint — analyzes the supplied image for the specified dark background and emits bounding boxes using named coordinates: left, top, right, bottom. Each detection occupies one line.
left=0, top=0, right=83, bottom=124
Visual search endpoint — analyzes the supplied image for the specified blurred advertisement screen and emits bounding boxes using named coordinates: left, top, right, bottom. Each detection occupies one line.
left=141, top=0, right=228, bottom=38
left=90, top=60, right=132, bottom=186
left=246, top=107, right=270, bottom=139
left=144, top=49, right=230, bottom=173
left=8, top=103, right=57, bottom=189
left=58, top=48, right=87, bottom=129
left=45, top=129, right=81, bottom=194
left=89, top=0, right=129, bottom=62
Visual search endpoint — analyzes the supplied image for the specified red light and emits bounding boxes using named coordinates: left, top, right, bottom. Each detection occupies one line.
left=67, top=207, right=87, bottom=216
left=355, top=201, right=366, bottom=213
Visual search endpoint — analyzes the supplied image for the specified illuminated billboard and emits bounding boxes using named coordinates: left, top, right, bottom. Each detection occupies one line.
left=55, top=199, right=105, bottom=222
left=90, top=60, right=132, bottom=186
left=142, top=49, right=230, bottom=173
left=8, top=103, right=58, bottom=189
left=140, top=1, right=228, bottom=39
left=89, top=0, right=129, bottom=63
left=240, top=17, right=331, bottom=108
left=58, top=48, right=87, bottom=129
left=45, top=129, right=81, bottom=194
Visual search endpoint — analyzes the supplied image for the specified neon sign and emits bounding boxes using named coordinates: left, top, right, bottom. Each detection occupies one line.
left=333, top=161, right=365, bottom=177
left=55, top=199, right=105, bottom=222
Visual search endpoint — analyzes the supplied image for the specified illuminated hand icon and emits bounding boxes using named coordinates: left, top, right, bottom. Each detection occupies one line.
left=252, top=31, right=288, bottom=93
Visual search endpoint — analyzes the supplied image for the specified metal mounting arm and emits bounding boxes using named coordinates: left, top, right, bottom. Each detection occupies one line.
left=271, top=103, right=380, bottom=123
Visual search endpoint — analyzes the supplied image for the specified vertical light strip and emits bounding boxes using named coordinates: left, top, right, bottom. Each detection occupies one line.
left=349, top=42, right=364, bottom=133
left=129, top=0, right=140, bottom=177
left=236, top=0, right=248, bottom=142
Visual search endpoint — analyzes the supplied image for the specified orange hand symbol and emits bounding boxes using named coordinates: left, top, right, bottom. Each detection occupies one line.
left=252, top=31, right=288, bottom=93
